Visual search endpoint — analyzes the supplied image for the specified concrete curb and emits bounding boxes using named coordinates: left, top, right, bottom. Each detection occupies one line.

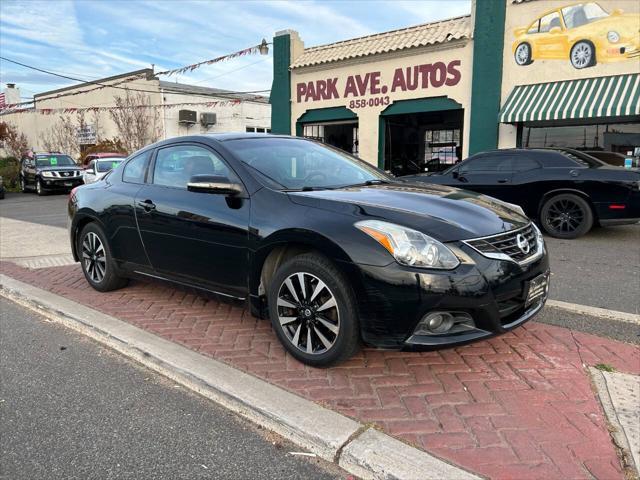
left=0, top=274, right=481, bottom=480
left=546, top=300, right=640, bottom=325
left=590, top=368, right=640, bottom=479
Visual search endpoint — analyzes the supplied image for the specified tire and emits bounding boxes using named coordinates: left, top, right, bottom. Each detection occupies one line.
left=78, top=223, right=128, bottom=292
left=570, top=41, right=596, bottom=69
left=268, top=253, right=360, bottom=367
left=514, top=42, right=533, bottom=66
left=36, top=179, right=46, bottom=196
left=20, top=176, right=28, bottom=193
left=540, top=193, right=593, bottom=239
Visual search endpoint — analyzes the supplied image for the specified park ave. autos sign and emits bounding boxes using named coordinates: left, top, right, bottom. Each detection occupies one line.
left=295, top=60, right=462, bottom=109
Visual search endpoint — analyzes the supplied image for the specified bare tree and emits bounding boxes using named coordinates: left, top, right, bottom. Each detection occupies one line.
left=109, top=92, right=161, bottom=153
left=0, top=122, right=29, bottom=158
left=39, top=115, right=79, bottom=158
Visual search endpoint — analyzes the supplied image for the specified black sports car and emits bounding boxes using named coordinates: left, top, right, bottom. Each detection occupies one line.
left=69, top=134, right=549, bottom=366
left=402, top=148, right=640, bottom=239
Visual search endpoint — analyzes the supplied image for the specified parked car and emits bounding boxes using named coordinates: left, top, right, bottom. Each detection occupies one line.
left=513, top=2, right=640, bottom=69
left=401, top=148, right=640, bottom=239
left=83, top=157, right=125, bottom=184
left=69, top=134, right=549, bottom=366
left=20, top=152, right=84, bottom=195
left=0, top=176, right=5, bottom=199
left=82, top=152, right=126, bottom=168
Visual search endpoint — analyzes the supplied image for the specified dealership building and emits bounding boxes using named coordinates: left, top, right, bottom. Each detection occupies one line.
left=270, top=0, right=640, bottom=174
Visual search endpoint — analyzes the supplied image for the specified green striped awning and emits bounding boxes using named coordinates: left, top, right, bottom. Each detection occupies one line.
left=499, top=73, right=640, bottom=124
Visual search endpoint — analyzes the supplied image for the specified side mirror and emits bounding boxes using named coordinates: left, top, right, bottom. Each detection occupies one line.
left=549, top=26, right=562, bottom=35
left=86, top=168, right=95, bottom=175
left=452, top=170, right=459, bottom=179
left=187, top=175, right=242, bottom=195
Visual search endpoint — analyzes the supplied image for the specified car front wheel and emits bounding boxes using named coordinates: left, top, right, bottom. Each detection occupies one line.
left=268, top=253, right=360, bottom=367
left=570, top=41, right=596, bottom=69
left=36, top=179, right=46, bottom=196
left=78, top=223, right=128, bottom=292
left=514, top=42, right=533, bottom=66
left=540, top=193, right=593, bottom=239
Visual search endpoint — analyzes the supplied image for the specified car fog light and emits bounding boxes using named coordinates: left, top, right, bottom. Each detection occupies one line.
left=414, top=312, right=475, bottom=336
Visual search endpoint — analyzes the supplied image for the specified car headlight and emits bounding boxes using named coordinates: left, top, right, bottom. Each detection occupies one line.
left=608, top=31, right=620, bottom=43
left=41, top=171, right=55, bottom=177
left=355, top=220, right=460, bottom=269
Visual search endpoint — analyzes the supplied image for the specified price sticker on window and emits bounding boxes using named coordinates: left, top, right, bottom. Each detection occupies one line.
left=112, top=162, right=119, bottom=169
left=50, top=157, right=58, bottom=165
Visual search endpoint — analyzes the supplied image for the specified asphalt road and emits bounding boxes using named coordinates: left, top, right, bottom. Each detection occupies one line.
left=0, top=191, right=68, bottom=228
left=0, top=298, right=343, bottom=480
left=1, top=191, right=638, bottom=313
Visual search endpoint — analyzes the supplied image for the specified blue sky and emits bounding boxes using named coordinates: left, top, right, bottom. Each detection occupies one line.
left=0, top=0, right=471, bottom=101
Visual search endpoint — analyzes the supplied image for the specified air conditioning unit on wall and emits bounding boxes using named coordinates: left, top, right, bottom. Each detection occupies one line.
left=178, top=109, right=197, bottom=125
left=200, top=112, right=217, bottom=127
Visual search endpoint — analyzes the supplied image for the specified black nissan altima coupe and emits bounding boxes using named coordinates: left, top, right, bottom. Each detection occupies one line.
left=69, top=134, right=549, bottom=366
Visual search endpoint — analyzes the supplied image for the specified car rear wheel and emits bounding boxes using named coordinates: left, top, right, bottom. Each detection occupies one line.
left=268, top=253, right=360, bottom=367
left=514, top=43, right=533, bottom=66
left=78, top=223, right=128, bottom=292
left=570, top=41, right=596, bottom=69
left=540, top=194, right=593, bottom=239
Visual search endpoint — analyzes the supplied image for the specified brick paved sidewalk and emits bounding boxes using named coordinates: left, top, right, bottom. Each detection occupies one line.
left=2, top=261, right=638, bottom=480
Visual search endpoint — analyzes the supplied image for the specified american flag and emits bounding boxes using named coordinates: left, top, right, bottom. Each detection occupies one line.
left=0, top=93, right=5, bottom=108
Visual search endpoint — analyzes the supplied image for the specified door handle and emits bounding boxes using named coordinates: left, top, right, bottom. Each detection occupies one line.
left=497, top=179, right=509, bottom=183
left=137, top=199, right=156, bottom=212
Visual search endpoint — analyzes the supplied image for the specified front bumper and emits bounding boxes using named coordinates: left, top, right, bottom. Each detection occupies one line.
left=41, top=176, right=83, bottom=190
left=352, top=242, right=550, bottom=349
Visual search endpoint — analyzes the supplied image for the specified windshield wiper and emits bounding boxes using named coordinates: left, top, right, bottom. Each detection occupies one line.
left=338, top=179, right=393, bottom=188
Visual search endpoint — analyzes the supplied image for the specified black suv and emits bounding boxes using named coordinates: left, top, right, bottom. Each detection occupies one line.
left=20, top=153, right=84, bottom=195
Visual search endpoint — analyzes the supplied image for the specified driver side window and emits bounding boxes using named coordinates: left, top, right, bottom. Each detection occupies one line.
left=462, top=155, right=512, bottom=173
left=152, top=145, right=232, bottom=189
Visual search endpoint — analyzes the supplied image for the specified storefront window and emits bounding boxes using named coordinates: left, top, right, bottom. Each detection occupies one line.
left=523, top=122, right=640, bottom=155
left=424, top=129, right=461, bottom=172
left=303, top=122, right=359, bottom=156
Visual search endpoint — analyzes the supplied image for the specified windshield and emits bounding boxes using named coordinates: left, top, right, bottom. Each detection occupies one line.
left=96, top=159, right=123, bottom=172
left=36, top=155, right=75, bottom=167
left=226, top=137, right=391, bottom=190
left=562, top=3, right=608, bottom=29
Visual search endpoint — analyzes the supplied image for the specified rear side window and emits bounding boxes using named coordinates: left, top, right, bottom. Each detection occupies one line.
left=122, top=151, right=151, bottom=184
left=512, top=156, right=540, bottom=172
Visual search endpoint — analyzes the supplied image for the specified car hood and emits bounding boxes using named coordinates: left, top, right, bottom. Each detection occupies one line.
left=287, top=183, right=530, bottom=242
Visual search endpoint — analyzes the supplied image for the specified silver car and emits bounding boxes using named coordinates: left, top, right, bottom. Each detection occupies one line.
left=83, top=158, right=124, bottom=184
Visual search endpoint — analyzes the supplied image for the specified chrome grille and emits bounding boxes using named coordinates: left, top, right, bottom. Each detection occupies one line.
left=464, top=224, right=540, bottom=265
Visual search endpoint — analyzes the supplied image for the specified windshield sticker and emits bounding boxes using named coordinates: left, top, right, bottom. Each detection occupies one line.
left=50, top=157, right=58, bottom=165
left=112, top=162, right=119, bottom=168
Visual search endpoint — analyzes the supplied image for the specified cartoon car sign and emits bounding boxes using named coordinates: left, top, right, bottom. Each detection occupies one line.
left=512, top=2, right=640, bottom=69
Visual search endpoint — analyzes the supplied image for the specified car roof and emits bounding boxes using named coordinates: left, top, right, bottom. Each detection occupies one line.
left=87, top=152, right=127, bottom=158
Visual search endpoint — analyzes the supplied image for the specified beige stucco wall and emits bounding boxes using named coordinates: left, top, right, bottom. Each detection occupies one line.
left=499, top=0, right=640, bottom=148
left=1, top=74, right=270, bottom=157
left=290, top=40, right=474, bottom=165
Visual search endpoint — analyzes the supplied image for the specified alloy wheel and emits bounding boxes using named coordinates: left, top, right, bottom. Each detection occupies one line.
left=276, top=272, right=340, bottom=355
left=545, top=198, right=585, bottom=235
left=36, top=181, right=42, bottom=195
left=571, top=43, right=592, bottom=68
left=20, top=177, right=25, bottom=192
left=82, top=231, right=107, bottom=283
left=515, top=44, right=530, bottom=65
